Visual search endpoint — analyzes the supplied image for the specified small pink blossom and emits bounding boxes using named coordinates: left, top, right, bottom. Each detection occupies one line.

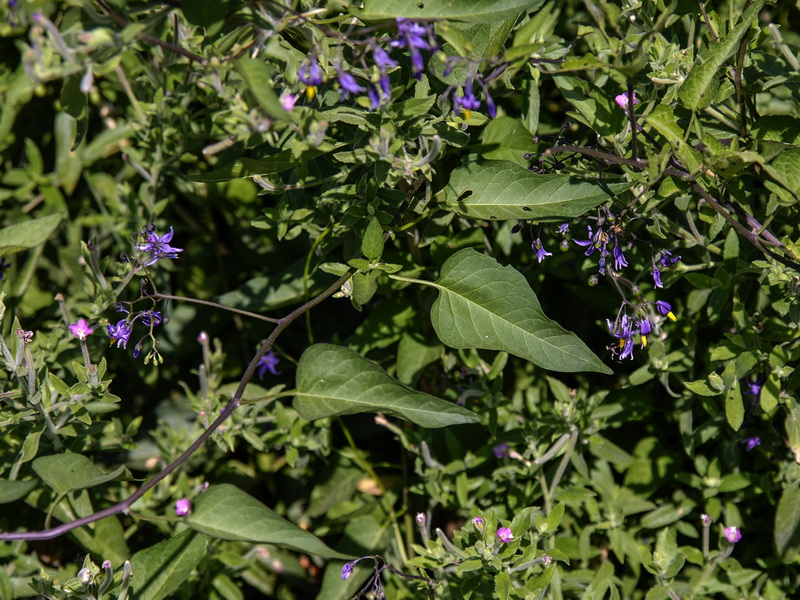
left=175, top=498, right=191, bottom=516
left=69, top=319, right=93, bottom=340
left=496, top=527, right=513, bottom=543
left=724, top=526, right=742, bottom=543
left=614, top=92, right=638, bottom=110
left=280, top=91, right=297, bottom=111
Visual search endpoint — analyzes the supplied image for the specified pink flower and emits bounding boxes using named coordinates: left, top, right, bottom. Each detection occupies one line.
left=68, top=319, right=93, bottom=340
left=175, top=498, right=191, bottom=516
left=614, top=92, right=638, bottom=110
left=724, top=526, right=742, bottom=543
left=280, top=90, right=297, bottom=111
left=496, top=527, right=513, bottom=543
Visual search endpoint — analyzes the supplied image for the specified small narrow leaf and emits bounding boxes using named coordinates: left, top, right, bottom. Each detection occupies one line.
left=130, top=530, right=208, bottom=600
left=677, top=0, right=764, bottom=110
left=725, top=381, right=744, bottom=431
left=189, top=484, right=350, bottom=559
left=445, top=160, right=628, bottom=221
left=357, top=0, right=546, bottom=22
left=293, top=344, right=481, bottom=427
left=430, top=249, right=611, bottom=374
left=189, top=148, right=335, bottom=182
left=32, top=453, right=126, bottom=495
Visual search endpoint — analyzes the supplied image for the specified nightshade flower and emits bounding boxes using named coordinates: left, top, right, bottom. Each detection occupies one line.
left=659, top=250, right=681, bottom=267
left=341, top=562, right=355, bottom=580
left=69, top=319, right=93, bottom=340
left=337, top=70, right=366, bottom=100
left=279, top=90, right=297, bottom=111
left=652, top=266, right=663, bottom=288
left=0, top=257, right=10, bottom=280
left=557, top=223, right=570, bottom=235
left=724, top=526, right=742, bottom=543
left=615, top=91, right=638, bottom=109
left=257, top=349, right=281, bottom=379
left=136, top=226, right=183, bottom=266
left=390, top=18, right=436, bottom=79
left=743, top=375, right=766, bottom=397
left=473, top=516, right=484, bottom=528
left=532, top=239, right=552, bottom=263
left=639, top=317, right=652, bottom=347
left=607, top=314, right=637, bottom=360
left=742, top=436, right=761, bottom=451
left=655, top=301, right=677, bottom=321
left=496, top=527, right=513, bottom=543
left=612, top=244, right=628, bottom=270
left=106, top=319, right=132, bottom=349
left=493, top=443, right=510, bottom=458
left=175, top=498, right=191, bottom=516
left=298, top=58, right=324, bottom=99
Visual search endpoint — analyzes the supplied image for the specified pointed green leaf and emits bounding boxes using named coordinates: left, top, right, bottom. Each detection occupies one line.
left=189, top=147, right=337, bottom=182
left=189, top=484, right=350, bottom=559
left=235, top=57, right=289, bottom=121
left=553, top=75, right=625, bottom=137
left=358, top=0, right=545, bottom=22
left=130, top=530, right=208, bottom=600
left=725, top=381, right=744, bottom=431
left=430, top=249, right=611, bottom=373
left=775, top=482, right=800, bottom=561
left=0, top=479, right=37, bottom=503
left=445, top=160, right=628, bottom=221
left=32, top=453, right=126, bottom=495
left=0, top=214, right=62, bottom=258
left=293, top=344, right=480, bottom=427
left=361, top=217, right=385, bottom=262
left=480, top=117, right=537, bottom=167
left=677, top=0, right=764, bottom=110
left=646, top=105, right=703, bottom=174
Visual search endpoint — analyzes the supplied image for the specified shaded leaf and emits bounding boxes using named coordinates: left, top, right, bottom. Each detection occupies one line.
left=677, top=0, right=764, bottom=110
left=357, top=0, right=546, bottom=22
left=480, top=117, right=537, bottom=167
left=0, top=479, right=37, bottom=504
left=445, top=160, right=628, bottom=221
left=430, top=249, right=612, bottom=373
left=189, top=484, right=350, bottom=559
left=130, top=530, right=208, bottom=600
left=32, top=453, right=126, bottom=495
left=189, top=147, right=335, bottom=182
left=294, top=344, right=480, bottom=427
left=235, top=57, right=289, bottom=121
left=552, top=74, right=624, bottom=137
left=181, top=0, right=228, bottom=28
left=775, top=482, right=800, bottom=561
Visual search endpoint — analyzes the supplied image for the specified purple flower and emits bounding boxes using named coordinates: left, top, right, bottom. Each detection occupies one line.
left=69, top=319, right=93, bottom=340
left=742, top=437, right=761, bottom=451
left=279, top=90, right=297, bottom=111
left=0, top=257, right=10, bottom=280
left=743, top=376, right=765, bottom=397
left=257, top=349, right=281, bottom=379
left=614, top=91, right=638, bottom=109
left=373, top=45, right=398, bottom=70
left=700, top=514, right=712, bottom=526
left=453, top=78, right=481, bottom=118
left=415, top=512, right=426, bottom=525
left=341, top=562, right=355, bottom=580
left=639, top=317, right=652, bottom=347
left=493, top=443, right=510, bottom=458
left=655, top=301, right=676, bottom=321
left=608, top=314, right=637, bottom=360
left=724, top=526, right=742, bottom=543
left=612, top=245, right=627, bottom=270
left=368, top=85, right=381, bottom=110
left=390, top=18, right=435, bottom=79
left=337, top=71, right=366, bottom=99
left=556, top=223, right=570, bottom=235
left=298, top=60, right=323, bottom=86
left=652, top=266, right=663, bottom=288
left=140, top=310, right=163, bottom=327
left=659, top=250, right=681, bottom=267
left=532, top=239, right=552, bottom=263
left=136, top=226, right=183, bottom=266
left=541, top=554, right=552, bottom=566
left=473, top=516, right=484, bottom=528
left=175, top=498, right=191, bottom=516
left=574, top=226, right=596, bottom=256
left=106, top=320, right=132, bottom=349
left=496, top=527, right=513, bottom=543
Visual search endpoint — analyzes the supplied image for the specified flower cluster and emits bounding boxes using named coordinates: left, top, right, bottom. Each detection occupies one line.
left=606, top=301, right=675, bottom=360
left=107, top=304, right=167, bottom=359
left=135, top=224, right=183, bottom=267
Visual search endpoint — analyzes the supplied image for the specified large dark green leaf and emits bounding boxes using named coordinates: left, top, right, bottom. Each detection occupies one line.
left=429, top=249, right=612, bottom=374
left=775, top=482, right=800, bottom=561
left=357, top=0, right=545, bottom=22
left=445, top=160, right=627, bottom=221
left=0, top=479, right=36, bottom=504
left=189, top=484, right=350, bottom=559
left=130, top=530, right=208, bottom=600
left=553, top=75, right=625, bottom=138
left=293, top=344, right=481, bottom=427
left=677, top=0, right=764, bottom=110
left=32, top=453, right=126, bottom=495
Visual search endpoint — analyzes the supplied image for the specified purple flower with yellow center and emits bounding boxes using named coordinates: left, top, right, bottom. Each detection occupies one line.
left=614, top=91, right=638, bottom=109
left=496, top=527, right=513, bottom=543
left=69, top=319, right=93, bottom=340
left=298, top=58, right=324, bottom=99
left=607, top=314, right=637, bottom=360
left=106, top=319, right=132, bottom=349
left=639, top=317, right=652, bottom=347
left=136, top=226, right=183, bottom=266
left=532, top=239, right=552, bottom=263
left=257, top=349, right=281, bottom=379
left=723, top=526, right=742, bottom=543
left=453, top=78, right=481, bottom=119
left=655, top=300, right=677, bottom=321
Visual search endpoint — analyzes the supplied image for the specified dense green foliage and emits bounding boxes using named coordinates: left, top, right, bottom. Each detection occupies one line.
left=1, top=0, right=800, bottom=598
